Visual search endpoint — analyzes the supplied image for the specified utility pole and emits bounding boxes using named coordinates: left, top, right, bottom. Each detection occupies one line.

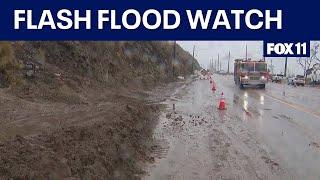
left=214, top=60, right=216, bottom=72
left=192, top=45, right=195, bottom=74
left=246, top=44, right=248, bottom=61
left=227, top=51, right=230, bottom=74
left=284, top=57, right=288, bottom=77
left=304, top=57, right=307, bottom=79
left=270, top=60, right=274, bottom=74
left=173, top=41, right=176, bottom=78
left=212, top=59, right=214, bottom=71
left=212, top=59, right=214, bottom=70
left=218, top=53, right=220, bottom=71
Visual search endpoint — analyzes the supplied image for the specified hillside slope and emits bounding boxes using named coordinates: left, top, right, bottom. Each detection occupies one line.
left=6, top=41, right=200, bottom=103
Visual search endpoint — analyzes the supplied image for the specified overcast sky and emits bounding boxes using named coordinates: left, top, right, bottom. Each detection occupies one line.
left=178, top=41, right=314, bottom=76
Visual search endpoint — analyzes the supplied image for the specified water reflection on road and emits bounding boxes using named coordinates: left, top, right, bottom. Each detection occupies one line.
left=146, top=75, right=320, bottom=180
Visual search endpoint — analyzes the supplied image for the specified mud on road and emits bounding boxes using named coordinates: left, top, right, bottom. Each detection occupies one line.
left=0, top=84, right=182, bottom=180
left=145, top=74, right=320, bottom=180
left=144, top=78, right=293, bottom=180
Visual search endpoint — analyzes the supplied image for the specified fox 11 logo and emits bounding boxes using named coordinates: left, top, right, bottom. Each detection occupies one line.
left=263, top=41, right=310, bottom=57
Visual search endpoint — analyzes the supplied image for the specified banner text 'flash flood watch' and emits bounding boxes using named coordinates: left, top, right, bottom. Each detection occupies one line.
left=14, top=9, right=282, bottom=30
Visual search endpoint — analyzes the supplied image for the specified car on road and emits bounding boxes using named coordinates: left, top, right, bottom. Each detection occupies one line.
left=217, top=70, right=227, bottom=75
left=288, top=75, right=305, bottom=86
left=287, top=77, right=295, bottom=85
left=293, top=75, right=305, bottom=86
left=271, top=74, right=284, bottom=83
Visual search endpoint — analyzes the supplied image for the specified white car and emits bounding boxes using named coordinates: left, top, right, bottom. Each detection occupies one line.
left=293, top=76, right=305, bottom=86
left=287, top=77, right=295, bottom=85
left=288, top=75, right=305, bottom=86
left=272, top=74, right=284, bottom=83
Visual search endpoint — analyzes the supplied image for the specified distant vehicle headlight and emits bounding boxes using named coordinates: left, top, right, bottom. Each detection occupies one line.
left=243, top=75, right=249, bottom=79
left=261, top=76, right=266, bottom=80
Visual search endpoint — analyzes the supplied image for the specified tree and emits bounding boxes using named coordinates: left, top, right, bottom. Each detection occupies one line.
left=297, top=42, right=320, bottom=77
left=311, top=42, right=320, bottom=63
left=297, top=57, right=312, bottom=77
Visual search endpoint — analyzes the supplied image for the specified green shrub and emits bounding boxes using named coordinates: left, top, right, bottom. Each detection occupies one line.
left=0, top=42, right=20, bottom=87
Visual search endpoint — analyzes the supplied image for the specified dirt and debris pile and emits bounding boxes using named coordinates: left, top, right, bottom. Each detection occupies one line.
left=0, top=95, right=159, bottom=180
left=0, top=41, right=198, bottom=179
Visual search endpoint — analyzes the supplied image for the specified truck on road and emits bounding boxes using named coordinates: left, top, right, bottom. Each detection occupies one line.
left=234, top=59, right=268, bottom=89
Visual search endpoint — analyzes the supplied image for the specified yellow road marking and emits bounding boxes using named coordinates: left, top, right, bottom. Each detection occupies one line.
left=265, top=93, right=320, bottom=142
left=264, top=93, right=320, bottom=120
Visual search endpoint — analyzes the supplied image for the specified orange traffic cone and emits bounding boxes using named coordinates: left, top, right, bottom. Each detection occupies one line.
left=218, top=92, right=226, bottom=110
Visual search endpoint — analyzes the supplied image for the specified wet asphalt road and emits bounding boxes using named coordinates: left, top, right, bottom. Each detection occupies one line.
left=145, top=75, right=320, bottom=180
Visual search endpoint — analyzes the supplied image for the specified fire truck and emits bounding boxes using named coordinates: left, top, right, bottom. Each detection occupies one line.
left=234, top=59, right=268, bottom=89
